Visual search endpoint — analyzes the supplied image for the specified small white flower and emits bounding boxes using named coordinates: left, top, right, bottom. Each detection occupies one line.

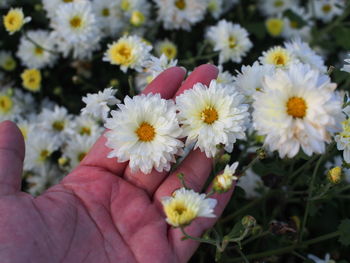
left=216, top=65, right=235, bottom=86
left=161, top=187, right=217, bottom=227
left=0, top=88, right=22, bottom=122
left=312, top=0, right=344, bottom=23
left=259, top=0, right=296, bottom=16
left=176, top=80, right=249, bottom=158
left=259, top=46, right=298, bottom=68
left=207, top=0, right=223, bottom=19
left=17, top=30, right=57, bottom=69
left=105, top=93, right=184, bottom=174
left=206, top=20, right=252, bottom=64
left=237, top=168, right=265, bottom=199
left=42, top=0, right=85, bottom=19
left=307, top=253, right=336, bottom=263
left=103, top=35, right=152, bottom=73
left=154, top=0, right=209, bottom=31
left=81, top=88, right=120, bottom=121
left=0, top=50, right=16, bottom=71
left=68, top=114, right=103, bottom=137
left=341, top=53, right=350, bottom=73
left=26, top=165, right=62, bottom=196
left=213, top=162, right=239, bottom=193
left=335, top=118, right=350, bottom=163
left=284, top=38, right=327, bottom=73
left=253, top=63, right=343, bottom=158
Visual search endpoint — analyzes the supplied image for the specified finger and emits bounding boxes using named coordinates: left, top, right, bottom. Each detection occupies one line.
left=122, top=67, right=187, bottom=194
left=170, top=186, right=234, bottom=262
left=125, top=65, right=218, bottom=196
left=154, top=149, right=212, bottom=203
left=0, top=121, right=25, bottom=196
left=80, top=67, right=186, bottom=175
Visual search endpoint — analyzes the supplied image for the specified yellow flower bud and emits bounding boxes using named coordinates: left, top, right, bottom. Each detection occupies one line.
left=327, top=167, right=342, bottom=184
left=265, top=18, right=284, bottom=37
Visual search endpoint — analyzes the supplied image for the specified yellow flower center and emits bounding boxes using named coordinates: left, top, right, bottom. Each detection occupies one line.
left=52, top=121, right=65, bottom=131
left=3, top=9, right=25, bottom=33
left=266, top=18, right=284, bottom=36
left=164, top=200, right=196, bottom=227
left=286, top=97, right=307, bottom=118
left=63, top=0, right=73, bottom=2
left=0, top=95, right=13, bottom=113
left=328, top=167, right=342, bottom=184
left=34, top=46, right=44, bottom=55
left=101, top=8, right=110, bottom=17
left=80, top=126, right=91, bottom=136
left=21, top=69, right=41, bottom=92
left=2, top=57, right=16, bottom=71
left=201, top=107, right=218, bottom=124
left=274, top=0, right=284, bottom=7
left=290, top=20, right=298, bottom=29
left=175, top=0, right=186, bottom=10
left=39, top=149, right=50, bottom=162
left=130, top=11, right=145, bottom=27
left=78, top=152, right=87, bottom=162
left=160, top=43, right=177, bottom=60
left=70, top=16, right=82, bottom=29
left=322, top=4, right=332, bottom=13
left=109, top=42, right=134, bottom=66
left=228, top=36, right=236, bottom=49
left=19, top=126, right=28, bottom=140
left=136, top=122, right=156, bottom=142
left=121, top=0, right=130, bottom=11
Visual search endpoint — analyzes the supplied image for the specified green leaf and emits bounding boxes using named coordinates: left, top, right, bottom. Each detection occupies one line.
left=338, top=219, right=350, bottom=246
left=333, top=27, right=350, bottom=50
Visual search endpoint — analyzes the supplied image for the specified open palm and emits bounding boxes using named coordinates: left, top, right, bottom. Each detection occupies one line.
left=0, top=65, right=234, bottom=263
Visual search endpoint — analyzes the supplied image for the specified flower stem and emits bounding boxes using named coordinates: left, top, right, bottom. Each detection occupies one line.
left=180, top=227, right=217, bottom=246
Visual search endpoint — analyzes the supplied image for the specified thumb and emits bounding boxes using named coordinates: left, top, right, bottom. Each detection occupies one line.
left=0, top=121, right=25, bottom=196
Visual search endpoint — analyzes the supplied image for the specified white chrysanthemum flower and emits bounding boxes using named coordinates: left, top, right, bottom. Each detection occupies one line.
left=135, top=54, right=178, bottom=93
left=312, top=0, right=344, bottom=23
left=281, top=6, right=313, bottom=42
left=161, top=187, right=217, bottom=227
left=259, top=46, right=298, bottom=68
left=0, top=50, right=16, bottom=71
left=117, top=0, right=151, bottom=28
left=105, top=93, right=184, bottom=174
left=154, top=0, right=209, bottom=31
left=38, top=105, right=72, bottom=142
left=335, top=118, right=350, bottom=163
left=213, top=162, right=238, bottom=193
left=259, top=0, right=295, bottom=16
left=237, top=168, right=265, bottom=199
left=81, top=88, right=120, bottom=121
left=63, top=133, right=99, bottom=170
left=0, top=88, right=22, bottom=122
left=208, top=0, right=223, bottom=19
left=68, top=115, right=103, bottom=137
left=176, top=80, right=249, bottom=158
left=341, top=53, right=350, bottom=73
left=42, top=0, right=85, bottom=19
left=307, top=253, right=336, bottom=263
left=155, top=39, right=178, bottom=60
left=103, top=35, right=152, bottom=73
left=91, top=0, right=124, bottom=36
left=206, top=20, right=252, bottom=64
left=253, top=63, right=343, bottom=158
left=24, top=131, right=60, bottom=173
left=26, top=165, right=62, bottom=196
left=234, top=62, right=275, bottom=101
left=216, top=65, right=235, bottom=86
left=17, top=30, right=57, bottom=69
left=51, top=1, right=101, bottom=59
left=284, top=38, right=327, bottom=73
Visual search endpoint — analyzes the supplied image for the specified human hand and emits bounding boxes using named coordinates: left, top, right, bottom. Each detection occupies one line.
left=0, top=64, right=234, bottom=263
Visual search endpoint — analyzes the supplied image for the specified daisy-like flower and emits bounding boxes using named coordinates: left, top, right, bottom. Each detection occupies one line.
left=341, top=53, right=350, bottom=73
left=117, top=0, right=151, bottom=29
left=3, top=7, right=31, bottom=34
left=259, top=46, right=297, bottom=68
left=0, top=51, right=16, bottom=71
left=213, top=162, right=238, bottom=193
left=161, top=188, right=217, bottom=227
left=265, top=17, right=284, bottom=37
left=63, top=133, right=99, bottom=170
left=259, top=0, right=295, bottom=16
left=281, top=6, right=313, bottom=41
left=68, top=115, right=103, bottom=137
left=206, top=20, right=252, bottom=64
left=207, top=0, right=223, bottom=19
left=234, top=62, right=275, bottom=101
left=51, top=1, right=101, bottom=59
left=21, top=69, right=42, bottom=92
left=284, top=38, right=327, bottom=73
left=216, top=65, right=235, bottom=86
left=104, top=35, right=152, bottom=73
left=38, top=105, right=72, bottom=142
left=307, top=253, right=336, bottom=263
left=24, top=131, right=60, bottom=173
left=42, top=0, right=84, bottom=19
left=155, top=39, right=178, bottom=60
left=312, top=0, right=344, bottom=23
left=26, top=165, right=62, bottom=196
left=253, top=63, right=343, bottom=158
left=335, top=118, right=350, bottom=163
left=81, top=87, right=120, bottom=121
left=0, top=88, right=22, bottom=122
left=154, top=0, right=209, bottom=31
left=176, top=80, right=249, bottom=158
left=105, top=93, right=184, bottom=174
left=17, top=30, right=57, bottom=69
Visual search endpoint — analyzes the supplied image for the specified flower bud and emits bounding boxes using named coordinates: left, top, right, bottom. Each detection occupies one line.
left=327, top=167, right=342, bottom=184
left=241, top=215, right=256, bottom=229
